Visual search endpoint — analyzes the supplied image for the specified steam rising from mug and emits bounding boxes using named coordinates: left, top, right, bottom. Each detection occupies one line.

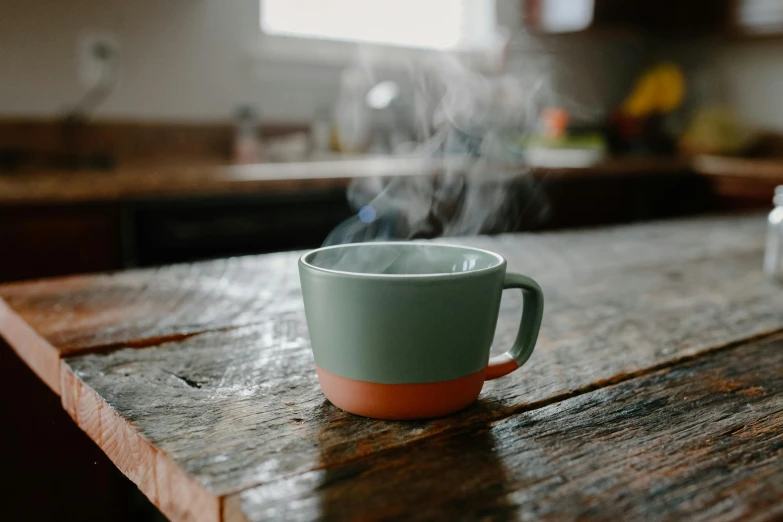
left=323, top=52, right=551, bottom=247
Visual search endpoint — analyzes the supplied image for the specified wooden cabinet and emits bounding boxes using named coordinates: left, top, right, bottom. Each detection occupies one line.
left=0, top=204, right=123, bottom=283
left=0, top=193, right=354, bottom=282
left=129, top=191, right=353, bottom=267
left=0, top=172, right=715, bottom=283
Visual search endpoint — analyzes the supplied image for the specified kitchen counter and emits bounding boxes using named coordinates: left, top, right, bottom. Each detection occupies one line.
left=0, top=155, right=709, bottom=282
left=0, top=156, right=690, bottom=205
left=1, top=213, right=782, bottom=522
left=692, top=154, right=783, bottom=203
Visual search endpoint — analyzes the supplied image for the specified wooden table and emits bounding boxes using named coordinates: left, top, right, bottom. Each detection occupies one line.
left=1, top=213, right=782, bottom=522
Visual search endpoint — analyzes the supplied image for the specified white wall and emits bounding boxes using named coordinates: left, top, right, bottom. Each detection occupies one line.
left=497, top=0, right=647, bottom=122
left=649, top=36, right=783, bottom=132
left=0, top=0, right=343, bottom=122
left=0, top=0, right=644, bottom=123
left=718, top=39, right=783, bottom=131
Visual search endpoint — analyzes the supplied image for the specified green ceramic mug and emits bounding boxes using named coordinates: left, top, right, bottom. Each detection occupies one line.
left=299, top=242, right=544, bottom=420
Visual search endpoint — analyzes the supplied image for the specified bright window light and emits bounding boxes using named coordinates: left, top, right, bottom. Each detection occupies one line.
left=260, top=0, right=496, bottom=51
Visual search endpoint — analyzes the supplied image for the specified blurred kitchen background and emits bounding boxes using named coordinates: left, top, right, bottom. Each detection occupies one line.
left=4, top=2, right=783, bottom=521
left=2, top=0, right=783, bottom=283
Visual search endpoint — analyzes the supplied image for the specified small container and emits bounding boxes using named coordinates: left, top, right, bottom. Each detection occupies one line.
left=764, top=186, right=783, bottom=281
left=233, top=106, right=263, bottom=164
left=310, top=106, right=332, bottom=157
left=333, top=68, right=370, bottom=154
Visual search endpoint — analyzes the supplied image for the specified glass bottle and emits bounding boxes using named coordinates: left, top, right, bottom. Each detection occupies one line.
left=234, top=105, right=263, bottom=164
left=764, top=186, right=783, bottom=281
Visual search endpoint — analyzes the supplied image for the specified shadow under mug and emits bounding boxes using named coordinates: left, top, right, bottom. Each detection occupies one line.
left=299, top=242, right=544, bottom=420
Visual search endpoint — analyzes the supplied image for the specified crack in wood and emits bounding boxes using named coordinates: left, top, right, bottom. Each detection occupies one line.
left=59, top=328, right=224, bottom=357
left=163, top=370, right=203, bottom=389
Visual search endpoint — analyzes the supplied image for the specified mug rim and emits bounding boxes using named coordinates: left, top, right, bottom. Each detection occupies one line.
left=299, top=241, right=506, bottom=279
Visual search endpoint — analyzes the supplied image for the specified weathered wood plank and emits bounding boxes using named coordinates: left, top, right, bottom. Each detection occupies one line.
left=0, top=297, right=60, bottom=392
left=440, top=212, right=766, bottom=279
left=0, top=213, right=778, bottom=521
left=60, top=246, right=783, bottom=509
left=0, top=213, right=767, bottom=393
left=0, top=214, right=765, bottom=354
left=60, top=365, right=220, bottom=522
left=0, top=252, right=301, bottom=353
left=0, top=252, right=301, bottom=394
left=230, top=335, right=783, bottom=522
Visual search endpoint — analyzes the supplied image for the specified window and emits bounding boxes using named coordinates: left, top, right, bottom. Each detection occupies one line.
left=260, top=0, right=497, bottom=51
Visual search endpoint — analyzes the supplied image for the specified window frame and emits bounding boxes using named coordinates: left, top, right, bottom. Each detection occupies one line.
left=253, top=0, right=499, bottom=67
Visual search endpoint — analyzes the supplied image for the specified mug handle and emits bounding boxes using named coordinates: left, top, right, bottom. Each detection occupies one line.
left=485, top=272, right=544, bottom=380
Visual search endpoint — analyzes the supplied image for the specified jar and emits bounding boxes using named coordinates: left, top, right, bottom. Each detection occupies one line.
left=233, top=105, right=263, bottom=164
left=764, top=186, right=783, bottom=281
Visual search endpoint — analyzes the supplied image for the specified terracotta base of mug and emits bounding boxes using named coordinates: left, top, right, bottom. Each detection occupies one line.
left=315, top=365, right=485, bottom=420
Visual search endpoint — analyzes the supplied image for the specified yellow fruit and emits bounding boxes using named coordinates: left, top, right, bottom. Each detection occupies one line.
left=622, top=70, right=659, bottom=118
left=621, top=62, right=686, bottom=117
left=655, top=63, right=685, bottom=112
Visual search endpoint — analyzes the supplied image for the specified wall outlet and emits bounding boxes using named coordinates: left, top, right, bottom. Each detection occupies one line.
left=78, top=31, right=119, bottom=88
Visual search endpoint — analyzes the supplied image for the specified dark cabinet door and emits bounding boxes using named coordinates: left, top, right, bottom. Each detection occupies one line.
left=130, top=190, right=354, bottom=266
left=522, top=0, right=732, bottom=36
left=0, top=204, right=123, bottom=283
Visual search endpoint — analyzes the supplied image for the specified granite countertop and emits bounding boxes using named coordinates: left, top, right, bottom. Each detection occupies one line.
left=0, top=156, right=692, bottom=205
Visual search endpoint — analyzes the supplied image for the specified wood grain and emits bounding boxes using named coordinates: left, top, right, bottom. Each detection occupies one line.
left=60, top=237, right=783, bottom=504
left=0, top=213, right=765, bottom=355
left=230, top=335, right=783, bottom=522
left=0, top=250, right=301, bottom=353
left=0, top=213, right=770, bottom=393
left=0, top=339, right=164, bottom=522
left=2, top=213, right=781, bottom=522
left=438, top=212, right=765, bottom=278
left=0, top=297, right=60, bottom=392
left=60, top=363, right=220, bottom=522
